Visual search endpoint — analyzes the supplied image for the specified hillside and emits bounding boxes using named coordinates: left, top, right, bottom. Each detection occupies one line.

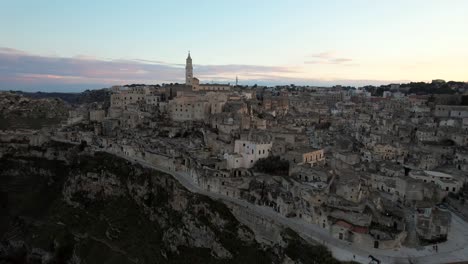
left=9, top=88, right=111, bottom=106
left=0, top=141, right=352, bottom=264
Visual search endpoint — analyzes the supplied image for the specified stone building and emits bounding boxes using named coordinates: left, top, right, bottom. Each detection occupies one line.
left=110, top=86, right=147, bottom=108
left=224, top=138, right=272, bottom=169
left=183, top=52, right=231, bottom=92
left=415, top=205, right=451, bottom=242
left=167, top=94, right=211, bottom=122
left=196, top=83, right=231, bottom=92
left=185, top=52, right=193, bottom=86
left=289, top=164, right=329, bottom=183
left=89, top=109, right=106, bottom=122
left=434, top=105, right=468, bottom=118
left=335, top=171, right=363, bottom=203
left=409, top=170, right=463, bottom=194
left=285, top=147, right=325, bottom=166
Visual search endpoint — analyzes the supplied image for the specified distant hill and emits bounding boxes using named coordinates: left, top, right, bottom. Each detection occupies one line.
left=10, top=88, right=111, bottom=106
left=364, top=81, right=467, bottom=97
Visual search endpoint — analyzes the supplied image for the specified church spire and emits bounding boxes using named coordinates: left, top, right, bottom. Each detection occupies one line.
left=185, top=51, right=193, bottom=85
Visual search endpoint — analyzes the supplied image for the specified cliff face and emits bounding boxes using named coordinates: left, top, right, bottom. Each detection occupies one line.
left=0, top=142, right=345, bottom=264
left=0, top=93, right=69, bottom=130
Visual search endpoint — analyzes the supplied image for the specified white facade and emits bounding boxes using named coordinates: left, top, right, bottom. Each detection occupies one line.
left=225, top=140, right=272, bottom=169
left=224, top=153, right=244, bottom=169
left=409, top=170, right=463, bottom=193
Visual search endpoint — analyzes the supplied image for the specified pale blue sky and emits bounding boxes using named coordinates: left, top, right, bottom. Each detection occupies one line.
left=1, top=0, right=467, bottom=91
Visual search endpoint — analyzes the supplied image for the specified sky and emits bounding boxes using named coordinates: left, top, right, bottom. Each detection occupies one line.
left=1, top=0, right=467, bottom=92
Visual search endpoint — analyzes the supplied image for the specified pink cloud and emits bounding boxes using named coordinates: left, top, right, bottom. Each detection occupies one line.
left=0, top=47, right=301, bottom=89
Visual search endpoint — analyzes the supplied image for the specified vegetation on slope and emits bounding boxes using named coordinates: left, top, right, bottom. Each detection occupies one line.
left=0, top=147, right=351, bottom=263
left=253, top=156, right=290, bottom=176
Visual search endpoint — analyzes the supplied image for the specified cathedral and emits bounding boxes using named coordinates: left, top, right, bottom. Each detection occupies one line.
left=185, top=52, right=193, bottom=86
left=184, top=52, right=230, bottom=92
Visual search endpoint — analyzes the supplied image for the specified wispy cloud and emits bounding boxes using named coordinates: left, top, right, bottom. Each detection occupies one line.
left=195, top=64, right=297, bottom=77
left=0, top=47, right=301, bottom=91
left=0, top=47, right=28, bottom=55
left=304, top=51, right=354, bottom=65
left=0, top=47, right=406, bottom=92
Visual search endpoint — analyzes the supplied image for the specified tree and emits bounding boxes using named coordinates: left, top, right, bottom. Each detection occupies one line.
left=78, top=140, right=87, bottom=152
left=253, top=156, right=289, bottom=175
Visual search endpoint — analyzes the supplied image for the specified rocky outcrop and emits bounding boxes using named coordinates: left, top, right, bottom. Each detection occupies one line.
left=0, top=92, right=69, bottom=129
left=0, top=142, right=349, bottom=264
left=63, top=171, right=126, bottom=207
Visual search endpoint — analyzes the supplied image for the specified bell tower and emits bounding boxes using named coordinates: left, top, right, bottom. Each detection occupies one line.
left=185, top=51, right=193, bottom=86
